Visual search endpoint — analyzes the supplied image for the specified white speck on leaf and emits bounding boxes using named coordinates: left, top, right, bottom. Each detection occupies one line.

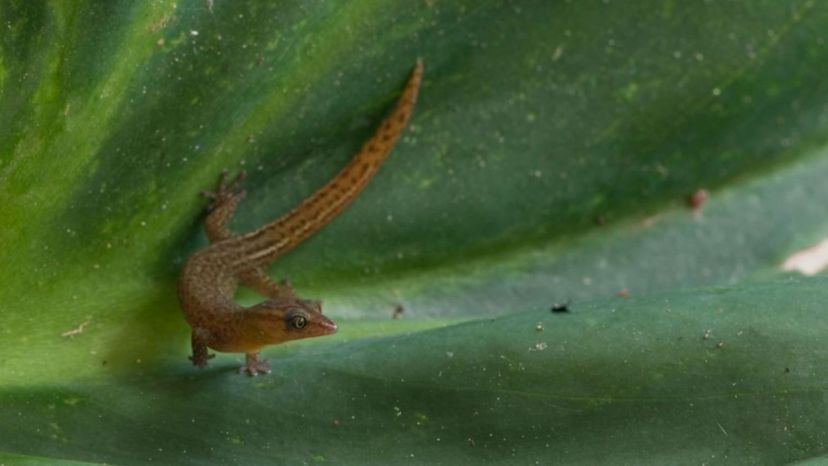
left=553, top=46, right=564, bottom=61
left=782, top=237, right=828, bottom=275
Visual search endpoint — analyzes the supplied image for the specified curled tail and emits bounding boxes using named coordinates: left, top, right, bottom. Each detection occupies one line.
left=234, top=60, right=423, bottom=270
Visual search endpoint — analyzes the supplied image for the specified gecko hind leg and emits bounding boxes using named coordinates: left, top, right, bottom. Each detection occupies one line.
left=238, top=268, right=297, bottom=299
left=202, top=170, right=297, bottom=299
left=202, top=170, right=247, bottom=243
left=239, top=352, right=271, bottom=376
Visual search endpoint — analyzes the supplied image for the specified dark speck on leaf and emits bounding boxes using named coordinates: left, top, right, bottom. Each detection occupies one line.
left=550, top=301, right=571, bottom=313
left=392, top=304, right=404, bottom=320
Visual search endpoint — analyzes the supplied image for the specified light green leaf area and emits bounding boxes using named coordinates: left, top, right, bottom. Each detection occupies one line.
left=3, top=0, right=828, bottom=463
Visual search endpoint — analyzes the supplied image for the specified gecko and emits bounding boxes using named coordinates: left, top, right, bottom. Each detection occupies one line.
left=177, top=60, right=423, bottom=375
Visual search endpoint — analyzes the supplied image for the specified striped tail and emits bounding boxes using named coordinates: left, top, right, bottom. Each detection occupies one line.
left=235, top=60, right=423, bottom=270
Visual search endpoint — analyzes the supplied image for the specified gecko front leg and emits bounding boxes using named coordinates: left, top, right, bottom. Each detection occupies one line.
left=239, top=352, right=272, bottom=376
left=189, top=327, right=216, bottom=368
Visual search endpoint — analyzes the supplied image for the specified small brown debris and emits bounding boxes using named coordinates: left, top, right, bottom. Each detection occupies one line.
left=616, top=288, right=629, bottom=298
left=392, top=304, right=405, bottom=320
left=688, top=189, right=708, bottom=210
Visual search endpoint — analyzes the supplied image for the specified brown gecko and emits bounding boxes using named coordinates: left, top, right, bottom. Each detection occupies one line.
left=177, top=60, right=423, bottom=375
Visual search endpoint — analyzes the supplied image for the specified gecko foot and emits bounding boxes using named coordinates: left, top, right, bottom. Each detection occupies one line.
left=189, top=352, right=216, bottom=369
left=239, top=352, right=271, bottom=376
left=201, top=170, right=247, bottom=211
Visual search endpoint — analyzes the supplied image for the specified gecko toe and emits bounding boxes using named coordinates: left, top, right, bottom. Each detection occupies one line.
left=230, top=170, right=247, bottom=189
left=189, top=353, right=214, bottom=369
left=218, top=169, right=230, bottom=184
left=202, top=171, right=246, bottom=211
left=238, top=357, right=271, bottom=376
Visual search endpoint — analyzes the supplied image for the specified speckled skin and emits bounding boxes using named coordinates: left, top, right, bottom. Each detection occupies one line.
left=177, top=61, right=423, bottom=375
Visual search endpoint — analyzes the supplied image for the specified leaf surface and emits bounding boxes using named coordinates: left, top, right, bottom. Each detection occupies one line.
left=2, top=1, right=828, bottom=463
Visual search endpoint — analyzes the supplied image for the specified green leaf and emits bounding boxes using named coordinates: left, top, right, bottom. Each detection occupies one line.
left=3, top=279, right=828, bottom=464
left=3, top=0, right=828, bottom=463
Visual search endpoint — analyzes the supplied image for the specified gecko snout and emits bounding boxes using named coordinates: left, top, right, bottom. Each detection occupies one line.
left=305, top=300, right=337, bottom=334
left=317, top=313, right=338, bottom=334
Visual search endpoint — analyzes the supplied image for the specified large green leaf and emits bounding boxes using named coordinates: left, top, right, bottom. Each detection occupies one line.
left=4, top=279, right=828, bottom=464
left=2, top=0, right=828, bottom=463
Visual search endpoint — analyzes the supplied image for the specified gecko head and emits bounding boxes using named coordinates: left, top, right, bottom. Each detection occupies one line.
left=253, top=297, right=337, bottom=344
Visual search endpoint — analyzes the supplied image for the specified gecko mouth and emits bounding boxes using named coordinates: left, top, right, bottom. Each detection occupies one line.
left=318, top=314, right=338, bottom=334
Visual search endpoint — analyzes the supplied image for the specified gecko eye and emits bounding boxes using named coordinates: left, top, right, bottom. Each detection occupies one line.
left=290, top=315, right=307, bottom=329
